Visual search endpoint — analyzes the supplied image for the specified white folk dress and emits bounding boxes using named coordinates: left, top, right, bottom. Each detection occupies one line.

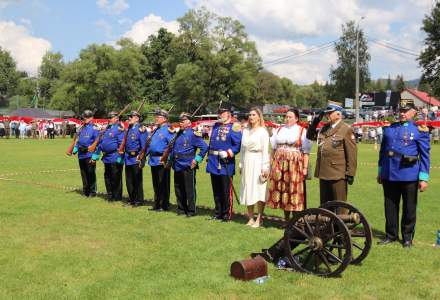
left=239, top=126, right=270, bottom=206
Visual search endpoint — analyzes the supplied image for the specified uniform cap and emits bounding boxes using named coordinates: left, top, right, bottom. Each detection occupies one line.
left=128, top=111, right=141, bottom=117
left=218, top=107, right=232, bottom=114
left=108, top=111, right=119, bottom=118
left=179, top=112, right=192, bottom=121
left=399, top=102, right=416, bottom=111
left=324, top=103, right=343, bottom=113
left=82, top=110, right=94, bottom=119
left=154, top=109, right=169, bottom=118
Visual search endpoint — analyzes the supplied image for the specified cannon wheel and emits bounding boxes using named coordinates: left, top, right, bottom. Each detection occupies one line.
left=320, top=201, right=373, bottom=265
left=283, top=208, right=352, bottom=277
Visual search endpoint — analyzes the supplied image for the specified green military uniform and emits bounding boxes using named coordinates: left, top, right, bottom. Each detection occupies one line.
left=312, top=107, right=357, bottom=204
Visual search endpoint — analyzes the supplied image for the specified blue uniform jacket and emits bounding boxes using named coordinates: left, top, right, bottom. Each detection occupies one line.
left=97, top=123, right=125, bottom=164
left=206, top=121, right=242, bottom=176
left=170, top=128, right=209, bottom=172
left=147, top=124, right=174, bottom=167
left=378, top=121, right=430, bottom=182
left=124, top=123, right=147, bottom=166
left=76, top=123, right=100, bottom=160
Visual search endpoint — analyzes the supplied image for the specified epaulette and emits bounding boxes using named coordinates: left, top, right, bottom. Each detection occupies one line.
left=193, top=130, right=202, bottom=137
left=168, top=127, right=176, bottom=133
left=418, top=124, right=429, bottom=132
left=232, top=122, right=241, bottom=132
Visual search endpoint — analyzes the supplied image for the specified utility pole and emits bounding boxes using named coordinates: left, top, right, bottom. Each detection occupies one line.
left=355, top=17, right=364, bottom=123
left=355, top=30, right=360, bottom=122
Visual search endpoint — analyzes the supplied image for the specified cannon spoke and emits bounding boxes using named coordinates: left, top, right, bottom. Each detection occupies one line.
left=289, top=238, right=308, bottom=245
left=317, top=251, right=332, bottom=273
left=353, top=242, right=365, bottom=251
left=303, top=217, right=315, bottom=237
left=322, top=248, right=343, bottom=264
left=292, top=245, right=311, bottom=257
left=324, top=243, right=346, bottom=249
left=290, top=224, right=310, bottom=239
left=314, top=252, right=321, bottom=273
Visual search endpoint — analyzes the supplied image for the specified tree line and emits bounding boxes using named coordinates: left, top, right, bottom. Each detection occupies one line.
left=1, top=5, right=439, bottom=117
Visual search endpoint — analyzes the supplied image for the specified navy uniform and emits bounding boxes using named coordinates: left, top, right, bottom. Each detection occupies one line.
left=147, top=109, right=174, bottom=211
left=206, top=108, right=242, bottom=221
left=169, top=113, right=208, bottom=216
left=378, top=103, right=430, bottom=247
left=73, top=110, right=100, bottom=197
left=97, top=111, right=125, bottom=201
left=124, top=111, right=147, bottom=206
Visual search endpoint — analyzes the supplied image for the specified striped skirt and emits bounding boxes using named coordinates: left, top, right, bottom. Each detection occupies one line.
left=267, top=148, right=306, bottom=212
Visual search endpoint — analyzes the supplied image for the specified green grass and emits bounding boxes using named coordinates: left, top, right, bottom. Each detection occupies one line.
left=1, top=138, right=439, bottom=299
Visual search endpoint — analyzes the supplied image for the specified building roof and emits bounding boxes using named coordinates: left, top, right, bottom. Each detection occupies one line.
left=404, top=88, right=440, bottom=106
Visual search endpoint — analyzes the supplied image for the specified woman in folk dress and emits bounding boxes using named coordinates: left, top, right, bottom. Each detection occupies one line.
left=239, top=108, right=270, bottom=228
left=267, top=109, right=311, bottom=222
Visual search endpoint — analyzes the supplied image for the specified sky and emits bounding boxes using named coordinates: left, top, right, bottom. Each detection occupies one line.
left=0, top=0, right=437, bottom=84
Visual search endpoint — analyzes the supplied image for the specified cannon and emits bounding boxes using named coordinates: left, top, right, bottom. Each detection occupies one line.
left=252, top=201, right=373, bottom=277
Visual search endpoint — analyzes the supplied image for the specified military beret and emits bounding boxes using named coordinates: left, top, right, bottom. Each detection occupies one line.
left=155, top=109, right=169, bottom=118
left=179, top=112, right=192, bottom=121
left=82, top=110, right=94, bottom=119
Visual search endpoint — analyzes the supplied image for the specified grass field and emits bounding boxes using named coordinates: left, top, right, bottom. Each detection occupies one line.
left=1, top=138, right=439, bottom=299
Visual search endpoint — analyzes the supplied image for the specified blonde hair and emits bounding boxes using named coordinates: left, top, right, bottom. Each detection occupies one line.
left=249, top=107, right=265, bottom=128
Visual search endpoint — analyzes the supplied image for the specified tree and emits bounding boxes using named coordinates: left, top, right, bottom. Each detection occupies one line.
left=330, top=21, right=370, bottom=101
left=0, top=46, right=20, bottom=106
left=38, top=52, right=64, bottom=106
left=396, top=75, right=406, bottom=92
left=168, top=8, right=261, bottom=112
left=419, top=1, right=440, bottom=97
left=50, top=40, right=145, bottom=116
left=254, top=70, right=283, bottom=104
left=141, top=28, right=176, bottom=103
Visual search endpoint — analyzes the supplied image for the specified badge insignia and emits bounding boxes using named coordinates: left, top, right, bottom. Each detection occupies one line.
left=232, top=122, right=241, bottom=132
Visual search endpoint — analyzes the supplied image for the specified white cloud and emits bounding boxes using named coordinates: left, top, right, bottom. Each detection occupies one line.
left=186, top=0, right=360, bottom=39
left=0, top=21, right=51, bottom=76
left=123, top=14, right=179, bottom=44
left=96, top=0, right=129, bottom=15
left=185, top=0, right=433, bottom=83
left=254, top=36, right=337, bottom=84
left=95, top=19, right=113, bottom=38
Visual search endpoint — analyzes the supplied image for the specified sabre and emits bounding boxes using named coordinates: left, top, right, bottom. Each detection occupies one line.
left=220, top=157, right=240, bottom=206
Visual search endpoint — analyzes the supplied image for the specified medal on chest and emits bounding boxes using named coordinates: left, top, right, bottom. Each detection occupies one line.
left=403, top=128, right=408, bottom=145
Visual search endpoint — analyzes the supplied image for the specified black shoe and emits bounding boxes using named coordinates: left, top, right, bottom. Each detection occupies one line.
left=149, top=207, right=162, bottom=211
left=402, top=240, right=413, bottom=248
left=377, top=238, right=397, bottom=245
left=186, top=214, right=196, bottom=218
left=221, top=218, right=231, bottom=223
left=90, top=193, right=97, bottom=198
left=209, top=216, right=221, bottom=221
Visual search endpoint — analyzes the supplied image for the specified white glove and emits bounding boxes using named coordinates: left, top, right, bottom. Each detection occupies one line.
left=219, top=151, right=228, bottom=159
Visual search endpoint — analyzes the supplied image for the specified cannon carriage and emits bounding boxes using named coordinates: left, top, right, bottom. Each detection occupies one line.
left=252, top=201, right=373, bottom=277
